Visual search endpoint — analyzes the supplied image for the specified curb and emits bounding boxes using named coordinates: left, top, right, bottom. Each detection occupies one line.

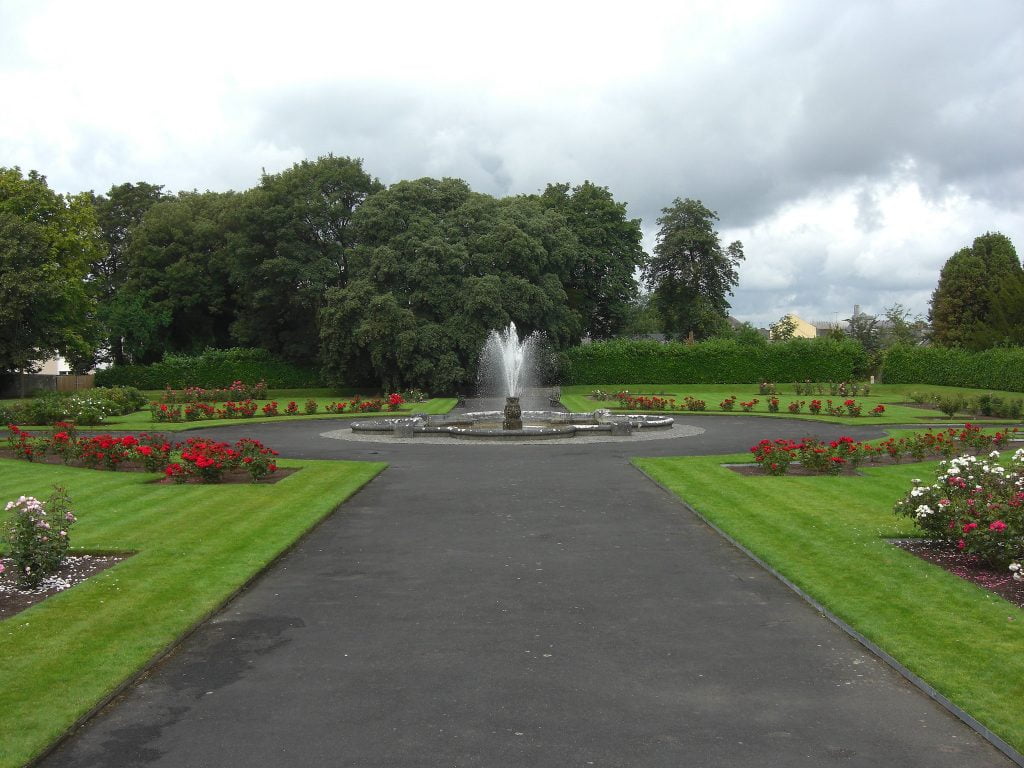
left=636, top=464, right=1024, bottom=768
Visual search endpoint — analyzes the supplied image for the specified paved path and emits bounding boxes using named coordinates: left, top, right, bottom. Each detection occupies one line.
left=42, top=413, right=1014, bottom=767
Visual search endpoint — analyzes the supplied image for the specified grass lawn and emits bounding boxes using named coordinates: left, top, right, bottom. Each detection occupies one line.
left=0, top=457, right=385, bottom=768
left=561, top=383, right=1023, bottom=426
left=14, top=397, right=458, bottom=432
left=634, top=453, right=1024, bottom=754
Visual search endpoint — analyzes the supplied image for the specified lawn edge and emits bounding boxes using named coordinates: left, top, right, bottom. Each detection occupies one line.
left=23, top=463, right=387, bottom=768
left=631, top=459, right=1024, bottom=768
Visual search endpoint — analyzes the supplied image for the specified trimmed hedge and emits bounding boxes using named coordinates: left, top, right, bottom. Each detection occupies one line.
left=881, top=345, right=1024, bottom=392
left=564, top=338, right=867, bottom=385
left=95, top=348, right=321, bottom=390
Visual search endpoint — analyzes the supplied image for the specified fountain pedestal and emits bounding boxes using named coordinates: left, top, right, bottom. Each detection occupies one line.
left=503, top=396, right=523, bottom=431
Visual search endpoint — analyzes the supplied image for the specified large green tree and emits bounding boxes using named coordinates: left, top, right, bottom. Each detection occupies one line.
left=319, top=178, right=582, bottom=392
left=89, top=181, right=165, bottom=364
left=641, top=198, right=744, bottom=340
left=229, top=155, right=383, bottom=363
left=929, top=232, right=1021, bottom=349
left=119, top=191, right=241, bottom=362
left=0, top=167, right=100, bottom=374
left=539, top=181, right=644, bottom=338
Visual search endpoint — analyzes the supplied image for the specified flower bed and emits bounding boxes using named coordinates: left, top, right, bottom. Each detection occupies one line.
left=894, top=449, right=1024, bottom=569
left=4, top=425, right=281, bottom=484
left=748, top=425, right=1018, bottom=477
left=149, top=393, right=404, bottom=422
left=611, top=391, right=882, bottom=417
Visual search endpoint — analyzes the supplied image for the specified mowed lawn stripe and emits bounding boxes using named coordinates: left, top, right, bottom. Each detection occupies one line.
left=0, top=457, right=384, bottom=768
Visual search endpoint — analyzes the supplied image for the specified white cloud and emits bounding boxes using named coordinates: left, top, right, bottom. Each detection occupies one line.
left=1, top=0, right=1021, bottom=329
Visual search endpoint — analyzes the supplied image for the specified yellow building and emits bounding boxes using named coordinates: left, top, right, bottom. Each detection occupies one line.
left=772, top=313, right=818, bottom=340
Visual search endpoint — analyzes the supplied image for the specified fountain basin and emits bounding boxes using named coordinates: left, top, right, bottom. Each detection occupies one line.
left=349, top=410, right=674, bottom=440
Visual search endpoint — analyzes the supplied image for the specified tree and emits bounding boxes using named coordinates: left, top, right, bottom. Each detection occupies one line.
left=929, top=232, right=1021, bottom=349
left=969, top=273, right=1024, bottom=348
left=539, top=181, right=644, bottom=338
left=769, top=314, right=798, bottom=341
left=230, top=155, right=383, bottom=363
left=641, top=198, right=744, bottom=340
left=89, top=182, right=166, bottom=365
left=119, top=191, right=241, bottom=362
left=320, top=178, right=582, bottom=393
left=880, top=303, right=928, bottom=348
left=620, top=292, right=662, bottom=337
left=0, top=167, right=100, bottom=374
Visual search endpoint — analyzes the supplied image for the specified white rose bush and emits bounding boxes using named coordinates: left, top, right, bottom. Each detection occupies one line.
left=894, top=448, right=1024, bottom=571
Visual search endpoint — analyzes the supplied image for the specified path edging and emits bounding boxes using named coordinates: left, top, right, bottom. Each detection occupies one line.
left=635, top=464, right=1024, bottom=768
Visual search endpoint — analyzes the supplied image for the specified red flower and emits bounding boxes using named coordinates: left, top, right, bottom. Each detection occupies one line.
left=989, top=520, right=1007, bottom=532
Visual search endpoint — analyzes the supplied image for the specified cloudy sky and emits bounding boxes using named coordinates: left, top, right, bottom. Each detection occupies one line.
left=2, top=0, right=1022, bottom=327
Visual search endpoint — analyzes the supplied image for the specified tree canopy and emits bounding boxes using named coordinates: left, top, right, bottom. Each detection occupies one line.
left=929, top=232, right=1021, bottom=349
left=641, top=198, right=744, bottom=340
left=0, top=167, right=99, bottom=375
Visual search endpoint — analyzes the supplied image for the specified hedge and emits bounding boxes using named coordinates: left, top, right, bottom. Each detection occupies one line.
left=563, top=338, right=868, bottom=385
left=881, top=345, right=1024, bottom=392
left=95, top=348, right=322, bottom=390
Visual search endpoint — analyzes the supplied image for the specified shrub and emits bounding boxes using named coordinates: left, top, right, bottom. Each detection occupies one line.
left=4, top=487, right=77, bottom=588
left=234, top=438, right=280, bottom=482
left=719, top=395, right=736, bottom=411
left=787, top=400, right=804, bottom=414
left=304, top=399, right=318, bottom=414
left=750, top=439, right=798, bottom=475
left=95, top=348, right=320, bottom=390
left=936, top=394, right=967, bottom=419
left=882, top=345, right=1024, bottom=392
left=387, top=393, right=405, bottom=412
left=563, top=337, right=867, bottom=385
left=767, top=396, right=780, bottom=413
left=894, top=449, right=1024, bottom=568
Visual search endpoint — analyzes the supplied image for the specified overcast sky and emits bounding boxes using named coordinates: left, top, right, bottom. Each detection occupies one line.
left=2, top=0, right=1022, bottom=327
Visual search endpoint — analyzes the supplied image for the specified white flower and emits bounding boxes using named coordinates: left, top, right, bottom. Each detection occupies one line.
left=915, top=504, right=934, bottom=519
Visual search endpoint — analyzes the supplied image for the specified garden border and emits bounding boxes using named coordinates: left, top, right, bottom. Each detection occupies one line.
left=22, top=470, right=386, bottom=768
left=636, top=464, right=1024, bottom=768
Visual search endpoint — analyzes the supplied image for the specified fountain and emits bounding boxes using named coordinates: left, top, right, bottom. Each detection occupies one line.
left=477, top=322, right=538, bottom=429
left=348, top=322, right=674, bottom=440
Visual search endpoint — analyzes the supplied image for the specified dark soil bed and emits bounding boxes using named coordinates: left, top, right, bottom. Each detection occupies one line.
left=893, top=540, right=1024, bottom=610
left=0, top=553, right=132, bottom=620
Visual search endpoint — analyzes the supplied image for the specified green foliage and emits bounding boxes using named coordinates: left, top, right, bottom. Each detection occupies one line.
left=94, top=348, right=320, bottom=389
left=15, top=387, right=145, bottom=426
left=929, top=232, right=1021, bottom=349
left=88, top=182, right=166, bottom=366
left=229, top=155, right=383, bottom=364
left=641, top=198, right=744, bottom=340
left=119, top=190, right=241, bottom=363
left=0, top=167, right=101, bottom=374
left=894, top=452, right=1024, bottom=567
left=4, top=486, right=77, bottom=588
left=539, top=181, right=645, bottom=338
left=768, top=314, right=797, bottom=341
left=319, top=178, right=586, bottom=393
left=564, top=337, right=866, bottom=385
left=881, top=345, right=1024, bottom=392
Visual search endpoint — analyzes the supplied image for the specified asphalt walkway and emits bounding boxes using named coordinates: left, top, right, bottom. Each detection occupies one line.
left=40, top=410, right=1015, bottom=767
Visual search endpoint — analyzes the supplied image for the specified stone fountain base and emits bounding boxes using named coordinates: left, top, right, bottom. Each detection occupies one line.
left=348, top=409, right=673, bottom=441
